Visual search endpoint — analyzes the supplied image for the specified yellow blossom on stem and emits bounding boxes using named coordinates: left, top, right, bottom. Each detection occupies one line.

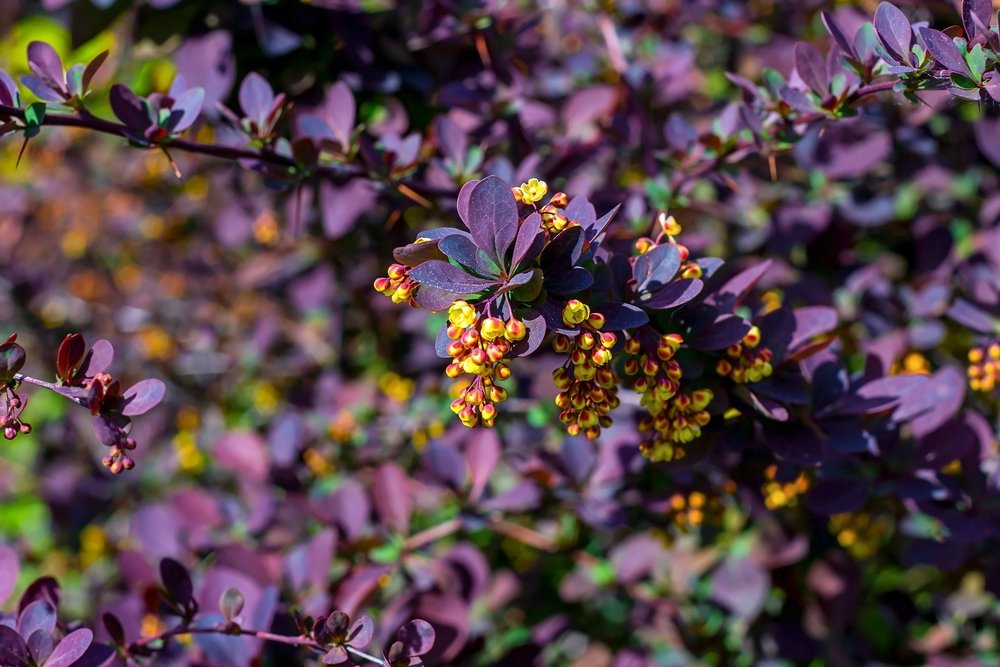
left=562, top=299, right=591, bottom=326
left=518, top=178, right=548, bottom=204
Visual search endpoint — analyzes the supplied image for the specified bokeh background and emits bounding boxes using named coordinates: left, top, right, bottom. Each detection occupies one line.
left=1, top=1, right=999, bottom=665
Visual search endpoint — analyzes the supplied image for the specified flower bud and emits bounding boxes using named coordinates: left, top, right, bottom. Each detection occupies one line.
left=480, top=317, right=506, bottom=341
left=505, top=318, right=527, bottom=341
left=549, top=192, right=568, bottom=208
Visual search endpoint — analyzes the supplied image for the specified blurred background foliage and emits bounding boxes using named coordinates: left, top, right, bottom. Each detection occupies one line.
left=0, top=1, right=999, bottom=666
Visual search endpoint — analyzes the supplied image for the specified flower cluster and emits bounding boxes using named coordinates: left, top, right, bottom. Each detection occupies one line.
left=374, top=263, right=419, bottom=306
left=634, top=215, right=703, bottom=279
left=444, top=300, right=524, bottom=428
left=761, top=465, right=810, bottom=510
left=0, top=384, right=31, bottom=441
left=715, top=326, right=773, bottom=384
left=516, top=179, right=573, bottom=234
left=622, top=332, right=714, bottom=461
left=967, top=343, right=1000, bottom=392
left=552, top=301, right=620, bottom=440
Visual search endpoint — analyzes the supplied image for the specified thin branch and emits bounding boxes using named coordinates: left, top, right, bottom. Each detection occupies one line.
left=0, top=104, right=457, bottom=199
left=12, top=373, right=89, bottom=407
left=127, top=623, right=385, bottom=665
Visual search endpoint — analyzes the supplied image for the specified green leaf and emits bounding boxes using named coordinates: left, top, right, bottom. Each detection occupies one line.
left=23, top=102, right=45, bottom=139
left=950, top=73, right=979, bottom=90
left=966, top=44, right=986, bottom=82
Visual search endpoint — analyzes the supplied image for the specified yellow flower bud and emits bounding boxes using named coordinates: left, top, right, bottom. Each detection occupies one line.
left=480, top=317, right=506, bottom=341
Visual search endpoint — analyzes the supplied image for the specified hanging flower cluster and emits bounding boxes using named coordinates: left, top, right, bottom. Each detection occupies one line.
left=552, top=301, right=620, bottom=440
left=444, top=299, right=525, bottom=428
left=379, top=176, right=840, bottom=465
left=715, top=325, right=774, bottom=384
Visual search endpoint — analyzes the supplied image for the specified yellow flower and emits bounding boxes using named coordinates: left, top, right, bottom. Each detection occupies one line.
left=448, top=300, right=477, bottom=328
left=562, top=299, right=591, bottom=326
left=518, top=178, right=548, bottom=204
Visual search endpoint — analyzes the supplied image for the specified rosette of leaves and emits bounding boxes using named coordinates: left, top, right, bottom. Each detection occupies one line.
left=109, top=77, right=204, bottom=145
left=313, top=611, right=374, bottom=664
left=383, top=620, right=435, bottom=667
left=396, top=175, right=633, bottom=357
left=0, top=549, right=109, bottom=667
left=19, top=41, right=108, bottom=108
left=51, top=334, right=165, bottom=456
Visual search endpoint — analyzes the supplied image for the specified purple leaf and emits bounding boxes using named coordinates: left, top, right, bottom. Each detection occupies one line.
left=17, top=600, right=56, bottom=638
left=0, top=341, right=26, bottom=384
left=64, top=643, right=114, bottom=667
left=43, top=629, right=92, bottom=667
left=544, top=266, right=593, bottom=295
left=160, top=558, right=195, bottom=609
left=323, top=82, right=355, bottom=151
left=82, top=51, right=108, bottom=91
left=873, top=2, right=912, bottom=66
left=0, top=625, right=29, bottom=667
left=239, top=72, right=274, bottom=128
left=467, top=176, right=519, bottom=267
left=19, top=75, right=62, bottom=102
left=635, top=243, right=681, bottom=293
left=109, top=84, right=151, bottom=132
left=121, top=379, right=165, bottom=416
left=425, top=441, right=466, bottom=491
left=466, top=430, right=500, bottom=504
left=639, top=279, right=703, bottom=310
left=963, top=0, right=993, bottom=39
left=919, top=28, right=972, bottom=76
left=214, top=431, right=269, bottom=482
left=321, top=645, right=349, bottom=664
left=26, top=41, right=63, bottom=91
left=409, top=260, right=497, bottom=294
left=168, top=87, right=204, bottom=132
left=821, top=11, right=857, bottom=58
left=711, top=559, right=770, bottom=619
left=436, top=116, right=467, bottom=163
left=511, top=212, right=543, bottom=269
left=0, top=545, right=18, bottom=605
left=0, top=70, right=19, bottom=107
left=513, top=309, right=547, bottom=356
left=688, top=314, right=751, bottom=351
left=762, top=422, right=823, bottom=465
left=788, top=306, right=838, bottom=352
left=807, top=478, right=871, bottom=515
left=947, top=298, right=998, bottom=333
left=456, top=179, right=479, bottom=230
left=415, top=285, right=460, bottom=312
left=79, top=339, right=114, bottom=377
left=709, top=260, right=772, bottom=311
left=18, top=577, right=60, bottom=614
left=372, top=463, right=412, bottom=534
left=325, top=480, right=371, bottom=542
left=438, top=234, right=495, bottom=276
left=347, top=616, right=374, bottom=648
left=176, top=32, right=235, bottom=111
left=794, top=42, right=829, bottom=93
left=27, top=630, right=53, bottom=666
left=599, top=302, right=649, bottom=331
left=903, top=366, right=966, bottom=439
left=320, top=179, right=378, bottom=239
left=397, top=619, right=436, bottom=657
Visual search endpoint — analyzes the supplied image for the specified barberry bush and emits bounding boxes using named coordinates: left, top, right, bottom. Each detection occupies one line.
left=3, top=0, right=1000, bottom=665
